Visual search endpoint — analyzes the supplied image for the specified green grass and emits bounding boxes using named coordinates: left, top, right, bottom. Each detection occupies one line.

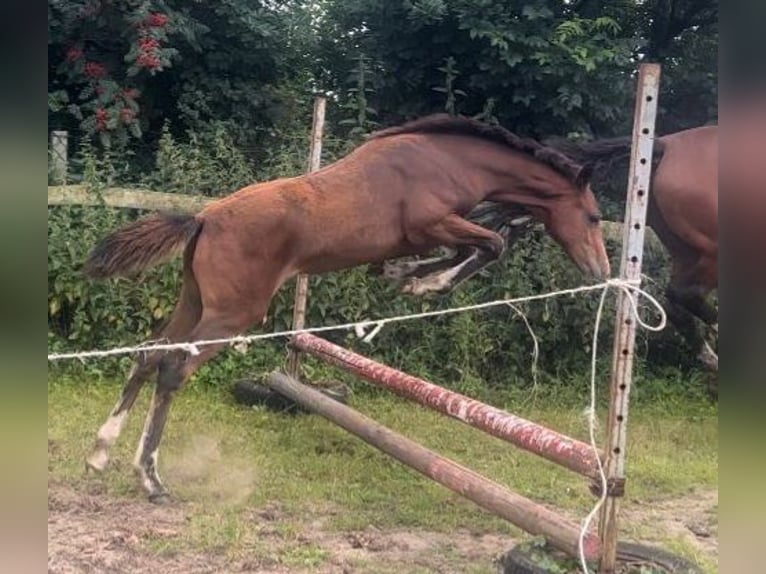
left=48, top=373, right=717, bottom=572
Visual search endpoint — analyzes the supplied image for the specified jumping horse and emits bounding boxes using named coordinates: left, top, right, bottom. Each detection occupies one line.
left=390, top=126, right=719, bottom=377
left=83, top=114, right=610, bottom=502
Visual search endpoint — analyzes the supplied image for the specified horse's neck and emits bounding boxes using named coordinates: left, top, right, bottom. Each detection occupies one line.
left=431, top=137, right=563, bottom=203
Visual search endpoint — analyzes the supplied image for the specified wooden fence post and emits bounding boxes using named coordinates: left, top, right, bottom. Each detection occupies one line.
left=50, top=131, right=68, bottom=185
left=287, top=96, right=327, bottom=378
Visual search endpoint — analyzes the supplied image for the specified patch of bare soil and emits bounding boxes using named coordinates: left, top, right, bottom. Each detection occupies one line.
left=48, top=482, right=234, bottom=574
left=622, top=488, right=718, bottom=558
left=48, top=481, right=717, bottom=573
left=47, top=481, right=516, bottom=573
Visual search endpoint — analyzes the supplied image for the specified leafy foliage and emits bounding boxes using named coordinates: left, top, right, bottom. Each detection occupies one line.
left=49, top=0, right=318, bottom=151
left=142, top=122, right=255, bottom=196
left=48, top=0, right=716, bottom=387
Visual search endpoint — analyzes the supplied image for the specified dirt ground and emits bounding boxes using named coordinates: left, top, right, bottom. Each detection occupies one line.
left=48, top=480, right=717, bottom=574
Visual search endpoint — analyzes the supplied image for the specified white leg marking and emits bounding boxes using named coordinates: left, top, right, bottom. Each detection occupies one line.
left=137, top=449, right=161, bottom=494
left=86, top=409, right=128, bottom=472
left=403, top=253, right=478, bottom=295
left=133, top=395, right=156, bottom=470
left=698, top=341, right=718, bottom=372
left=383, top=250, right=455, bottom=280
left=99, top=410, right=128, bottom=444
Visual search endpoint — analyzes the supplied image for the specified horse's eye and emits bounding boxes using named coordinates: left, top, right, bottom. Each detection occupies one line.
left=588, top=213, right=602, bottom=224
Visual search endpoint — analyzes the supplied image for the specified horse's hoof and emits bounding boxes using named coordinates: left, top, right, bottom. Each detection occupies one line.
left=382, top=262, right=414, bottom=281
left=148, top=491, right=173, bottom=505
left=85, top=451, right=108, bottom=473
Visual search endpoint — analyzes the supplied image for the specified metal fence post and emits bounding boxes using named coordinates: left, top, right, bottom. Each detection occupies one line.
left=598, top=63, right=661, bottom=573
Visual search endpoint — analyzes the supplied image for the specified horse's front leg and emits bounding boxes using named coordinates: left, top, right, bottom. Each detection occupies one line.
left=401, top=215, right=505, bottom=296
left=382, top=246, right=475, bottom=281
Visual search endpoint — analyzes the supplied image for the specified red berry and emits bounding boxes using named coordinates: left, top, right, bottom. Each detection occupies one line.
left=146, top=13, right=169, bottom=27
left=85, top=61, right=107, bottom=79
left=120, top=109, right=135, bottom=124
left=137, top=53, right=161, bottom=70
left=139, top=37, right=160, bottom=51
left=66, top=47, right=83, bottom=61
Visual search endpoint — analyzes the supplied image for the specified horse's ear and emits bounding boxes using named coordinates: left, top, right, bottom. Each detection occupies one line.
left=575, top=163, right=595, bottom=190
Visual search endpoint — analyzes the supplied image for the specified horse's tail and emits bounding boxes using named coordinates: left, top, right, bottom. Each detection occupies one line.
left=84, top=213, right=203, bottom=279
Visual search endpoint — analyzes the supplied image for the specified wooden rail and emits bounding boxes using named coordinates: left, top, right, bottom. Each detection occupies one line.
left=291, top=332, right=603, bottom=476
left=47, top=185, right=646, bottom=246
left=267, top=371, right=602, bottom=561
left=47, top=185, right=212, bottom=212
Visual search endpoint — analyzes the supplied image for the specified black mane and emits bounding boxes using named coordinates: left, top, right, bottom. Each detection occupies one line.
left=369, top=114, right=584, bottom=182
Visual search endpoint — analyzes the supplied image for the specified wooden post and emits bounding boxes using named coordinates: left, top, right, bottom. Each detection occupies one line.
left=50, top=131, right=68, bottom=185
left=287, top=97, right=327, bottom=378
left=267, top=371, right=602, bottom=561
left=598, top=64, right=661, bottom=573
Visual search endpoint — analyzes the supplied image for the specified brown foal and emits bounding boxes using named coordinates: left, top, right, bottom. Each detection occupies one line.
left=83, top=114, right=610, bottom=501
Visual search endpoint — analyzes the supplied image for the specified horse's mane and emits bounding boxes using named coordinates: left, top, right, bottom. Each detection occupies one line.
left=543, top=136, right=666, bottom=167
left=369, top=114, right=584, bottom=182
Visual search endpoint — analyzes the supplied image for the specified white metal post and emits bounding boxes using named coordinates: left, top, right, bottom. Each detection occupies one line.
left=287, top=96, right=327, bottom=378
left=598, top=63, right=661, bottom=573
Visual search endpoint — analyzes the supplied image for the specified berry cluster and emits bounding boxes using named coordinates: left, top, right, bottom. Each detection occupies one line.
left=145, top=12, right=169, bottom=28
left=137, top=36, right=161, bottom=71
left=95, top=108, right=109, bottom=132
left=85, top=61, right=107, bottom=79
left=119, top=108, right=136, bottom=124
left=66, top=47, right=83, bottom=61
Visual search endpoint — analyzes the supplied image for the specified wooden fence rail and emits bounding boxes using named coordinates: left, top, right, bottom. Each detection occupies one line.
left=47, top=185, right=212, bottom=212
left=48, top=185, right=648, bottom=246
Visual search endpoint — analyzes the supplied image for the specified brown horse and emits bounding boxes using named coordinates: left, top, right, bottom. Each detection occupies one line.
left=83, top=114, right=610, bottom=502
left=548, top=127, right=718, bottom=375
left=388, top=126, right=718, bottom=374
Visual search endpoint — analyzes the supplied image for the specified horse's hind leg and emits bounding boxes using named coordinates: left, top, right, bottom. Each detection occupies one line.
left=134, top=300, right=269, bottom=502
left=86, top=353, right=160, bottom=473
left=402, top=214, right=504, bottom=295
left=86, top=274, right=203, bottom=473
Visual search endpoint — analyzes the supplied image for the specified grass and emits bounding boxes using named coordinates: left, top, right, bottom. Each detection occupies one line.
left=48, top=372, right=717, bottom=572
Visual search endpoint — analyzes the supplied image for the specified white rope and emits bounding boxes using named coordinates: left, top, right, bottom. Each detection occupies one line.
left=505, top=302, right=540, bottom=391
left=46, top=278, right=665, bottom=362
left=579, top=285, right=610, bottom=574
left=576, top=278, right=666, bottom=573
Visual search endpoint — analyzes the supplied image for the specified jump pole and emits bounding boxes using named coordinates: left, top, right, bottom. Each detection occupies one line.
left=598, top=63, right=661, bottom=573
left=267, top=370, right=602, bottom=560
left=287, top=96, right=327, bottom=378
left=291, top=332, right=602, bottom=477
